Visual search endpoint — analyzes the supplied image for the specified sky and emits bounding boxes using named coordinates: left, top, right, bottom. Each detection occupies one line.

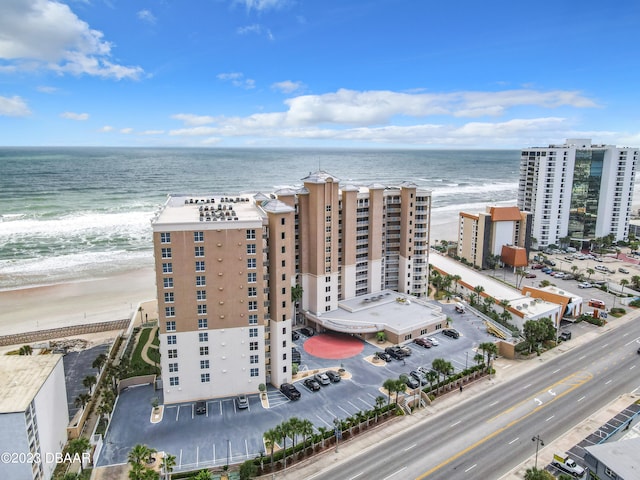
left=0, top=0, right=639, bottom=149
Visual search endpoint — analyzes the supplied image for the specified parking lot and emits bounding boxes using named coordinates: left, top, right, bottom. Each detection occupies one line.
left=97, top=306, right=496, bottom=470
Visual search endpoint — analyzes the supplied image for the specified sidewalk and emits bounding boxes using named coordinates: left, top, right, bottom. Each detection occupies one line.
left=262, top=309, right=639, bottom=480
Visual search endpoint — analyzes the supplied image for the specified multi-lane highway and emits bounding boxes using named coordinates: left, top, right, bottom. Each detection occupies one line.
left=304, top=317, right=640, bottom=480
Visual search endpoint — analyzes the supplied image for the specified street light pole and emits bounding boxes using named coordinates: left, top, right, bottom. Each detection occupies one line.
left=532, top=434, right=544, bottom=470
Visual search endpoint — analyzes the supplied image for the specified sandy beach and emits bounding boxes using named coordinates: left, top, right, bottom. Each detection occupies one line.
left=0, top=267, right=157, bottom=338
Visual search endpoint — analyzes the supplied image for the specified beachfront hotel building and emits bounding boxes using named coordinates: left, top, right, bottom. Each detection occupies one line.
left=517, top=139, right=638, bottom=248
left=0, top=355, right=68, bottom=480
left=151, top=171, right=432, bottom=403
left=457, top=206, right=532, bottom=269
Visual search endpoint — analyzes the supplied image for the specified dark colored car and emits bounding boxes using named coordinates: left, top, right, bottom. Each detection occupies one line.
left=299, top=327, right=314, bottom=337
left=413, top=337, right=433, bottom=348
left=559, top=331, right=572, bottom=341
left=375, top=351, right=392, bottom=362
left=442, top=328, right=460, bottom=339
left=280, top=383, right=301, bottom=400
left=525, top=273, right=537, bottom=278
left=303, top=378, right=321, bottom=391
left=195, top=401, right=207, bottom=415
left=401, top=374, right=420, bottom=389
left=532, top=264, right=544, bottom=269
left=326, top=370, right=341, bottom=382
left=385, top=346, right=406, bottom=360
left=292, top=347, right=301, bottom=363
left=292, top=331, right=300, bottom=341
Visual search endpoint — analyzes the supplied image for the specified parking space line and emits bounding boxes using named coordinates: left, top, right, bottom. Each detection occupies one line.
left=347, top=400, right=360, bottom=410
left=338, top=405, right=352, bottom=416
left=212, top=444, right=216, bottom=463
left=179, top=449, right=183, bottom=467
left=196, top=446, right=199, bottom=465
left=176, top=406, right=180, bottom=421
left=316, top=414, right=332, bottom=427
left=245, top=439, right=249, bottom=458
left=219, top=401, right=223, bottom=415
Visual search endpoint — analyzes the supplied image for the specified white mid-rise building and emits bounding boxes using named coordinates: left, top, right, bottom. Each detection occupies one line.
left=0, top=355, right=69, bottom=480
left=517, top=139, right=638, bottom=248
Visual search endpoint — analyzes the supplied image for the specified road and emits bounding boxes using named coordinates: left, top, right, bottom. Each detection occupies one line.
left=304, top=317, right=640, bottom=480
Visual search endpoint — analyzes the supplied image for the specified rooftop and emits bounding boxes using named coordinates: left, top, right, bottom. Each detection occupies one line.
left=0, top=355, right=63, bottom=413
left=585, top=437, right=640, bottom=478
left=152, top=194, right=264, bottom=227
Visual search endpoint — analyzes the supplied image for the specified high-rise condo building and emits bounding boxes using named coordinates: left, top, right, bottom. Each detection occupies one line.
left=517, top=139, right=638, bottom=248
left=151, top=171, right=431, bottom=404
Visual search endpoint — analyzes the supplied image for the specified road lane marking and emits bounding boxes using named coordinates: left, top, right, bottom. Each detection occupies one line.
left=383, top=467, right=407, bottom=480
left=508, top=437, right=519, bottom=445
left=419, top=371, right=592, bottom=480
left=548, top=389, right=556, bottom=396
left=579, top=355, right=586, bottom=360
left=489, top=401, right=499, bottom=407
left=348, top=473, right=364, bottom=480
left=404, top=443, right=417, bottom=452
left=630, top=365, right=636, bottom=370
left=605, top=380, right=612, bottom=385
left=523, top=383, right=532, bottom=389
left=465, top=464, right=477, bottom=473
left=546, top=415, right=554, bottom=422
left=601, top=344, right=608, bottom=348
left=578, top=396, right=586, bottom=402
left=552, top=368, right=561, bottom=374
left=451, top=420, right=461, bottom=427
left=534, top=398, right=542, bottom=406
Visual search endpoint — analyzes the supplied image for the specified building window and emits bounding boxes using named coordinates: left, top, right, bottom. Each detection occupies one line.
left=168, top=349, right=177, bottom=359
left=247, top=272, right=256, bottom=283
left=198, top=318, right=208, bottom=329
left=250, top=368, right=259, bottom=377
left=249, top=327, right=258, bottom=338
left=169, top=376, right=179, bottom=386
left=248, top=314, right=258, bottom=325
left=325, top=296, right=330, bottom=302
left=248, top=287, right=257, bottom=297
left=200, top=360, right=209, bottom=369
left=281, top=232, right=285, bottom=240
left=282, top=340, right=286, bottom=348
left=163, top=277, right=173, bottom=288
left=194, top=231, right=204, bottom=242
left=200, top=346, right=209, bottom=356
left=250, top=354, right=259, bottom=364
left=164, top=292, right=174, bottom=303
left=161, top=248, right=172, bottom=259
left=195, top=261, right=205, bottom=272
left=166, top=320, right=176, bottom=331
left=197, top=304, right=207, bottom=315
left=282, top=301, right=286, bottom=308
left=160, top=232, right=171, bottom=243
left=247, top=258, right=256, bottom=269
left=167, top=335, right=177, bottom=345
left=196, top=275, right=206, bottom=286
left=281, top=217, right=286, bottom=225
left=246, top=229, right=256, bottom=240
left=169, top=362, right=178, bottom=373
left=197, top=290, right=207, bottom=301
left=165, top=307, right=175, bottom=318
left=282, top=260, right=286, bottom=267
left=281, top=246, right=286, bottom=253
left=162, top=262, right=173, bottom=274
left=248, top=300, right=257, bottom=311
left=325, top=286, right=331, bottom=292
left=247, top=244, right=256, bottom=254
left=199, top=332, right=208, bottom=342
left=249, top=341, right=258, bottom=351
left=195, top=246, right=205, bottom=257
left=201, top=373, right=210, bottom=383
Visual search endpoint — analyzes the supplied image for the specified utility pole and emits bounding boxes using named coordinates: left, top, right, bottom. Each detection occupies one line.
left=532, top=434, right=544, bottom=470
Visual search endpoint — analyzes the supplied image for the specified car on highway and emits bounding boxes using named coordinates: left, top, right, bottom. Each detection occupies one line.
left=375, top=351, right=392, bottom=362
left=442, top=328, right=460, bottom=339
left=280, top=383, right=301, bottom=400
left=325, top=370, right=342, bottom=382
left=427, top=337, right=439, bottom=346
left=236, top=394, right=249, bottom=409
left=303, top=378, right=321, bottom=391
left=314, top=372, right=331, bottom=386
left=195, top=401, right=207, bottom=415
left=413, top=337, right=433, bottom=348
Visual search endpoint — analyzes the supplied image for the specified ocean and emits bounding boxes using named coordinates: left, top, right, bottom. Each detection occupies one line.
left=0, top=147, right=523, bottom=290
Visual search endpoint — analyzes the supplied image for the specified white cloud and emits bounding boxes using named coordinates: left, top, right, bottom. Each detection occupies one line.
left=139, top=130, right=164, bottom=135
left=217, top=72, right=256, bottom=89
left=60, top=111, right=89, bottom=120
left=98, top=125, right=114, bottom=132
left=0, top=95, right=31, bottom=116
left=237, top=24, right=262, bottom=35
left=137, top=9, right=156, bottom=24
left=120, top=127, right=133, bottom=134
left=36, top=85, right=58, bottom=94
left=234, top=0, right=293, bottom=12
left=171, top=113, right=217, bottom=126
left=0, top=0, right=143, bottom=80
left=272, top=80, right=305, bottom=94
left=202, top=137, right=223, bottom=145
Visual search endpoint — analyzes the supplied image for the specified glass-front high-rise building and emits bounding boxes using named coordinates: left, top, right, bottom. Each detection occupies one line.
left=517, top=139, right=637, bottom=248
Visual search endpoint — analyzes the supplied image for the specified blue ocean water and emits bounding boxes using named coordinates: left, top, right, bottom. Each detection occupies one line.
left=0, top=147, right=522, bottom=289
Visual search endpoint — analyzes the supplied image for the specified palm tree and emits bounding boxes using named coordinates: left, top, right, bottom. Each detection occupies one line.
left=83, top=375, right=97, bottom=393
left=128, top=444, right=155, bottom=466
left=382, top=378, right=396, bottom=404
left=263, top=428, right=279, bottom=470
left=190, top=471, right=212, bottom=480
left=92, top=353, right=108, bottom=370
left=160, top=453, right=176, bottom=480
left=299, top=419, right=314, bottom=451
left=632, top=275, right=640, bottom=290
left=472, top=285, right=484, bottom=306
left=586, top=267, right=595, bottom=279
left=317, top=426, right=328, bottom=449
left=67, top=437, right=91, bottom=473
left=451, top=274, right=461, bottom=295
left=18, top=345, right=33, bottom=355
left=478, top=342, right=498, bottom=369
left=620, top=278, right=629, bottom=296
left=374, top=395, right=385, bottom=422
left=524, top=467, right=555, bottom=479
left=425, top=370, right=438, bottom=393
left=394, top=379, right=407, bottom=403
left=287, top=417, right=302, bottom=455
left=473, top=353, right=484, bottom=365
left=74, top=393, right=91, bottom=410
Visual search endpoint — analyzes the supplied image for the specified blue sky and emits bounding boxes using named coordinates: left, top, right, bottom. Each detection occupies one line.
left=0, top=0, right=639, bottom=148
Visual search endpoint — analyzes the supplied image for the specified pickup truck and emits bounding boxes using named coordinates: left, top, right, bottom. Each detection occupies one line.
left=552, top=452, right=585, bottom=477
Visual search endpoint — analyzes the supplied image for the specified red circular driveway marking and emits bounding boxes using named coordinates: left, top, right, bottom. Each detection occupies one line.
left=303, top=333, right=364, bottom=359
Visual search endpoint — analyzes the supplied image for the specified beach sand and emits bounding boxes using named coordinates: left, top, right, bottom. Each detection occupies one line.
left=0, top=267, right=157, bottom=337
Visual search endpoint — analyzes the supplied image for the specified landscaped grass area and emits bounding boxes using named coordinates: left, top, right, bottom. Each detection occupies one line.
left=124, top=327, right=159, bottom=378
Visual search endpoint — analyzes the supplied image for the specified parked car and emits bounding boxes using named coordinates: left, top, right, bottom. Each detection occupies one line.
left=619, top=267, right=630, bottom=274
left=292, top=347, right=301, bottom=363
left=541, top=267, right=552, bottom=273
left=401, top=374, right=420, bottom=389
left=413, top=337, right=433, bottom=348
left=280, top=383, right=301, bottom=400
left=375, top=351, right=392, bottom=362
left=410, top=370, right=427, bottom=385
left=385, top=346, right=407, bottom=359
left=427, top=337, right=440, bottom=346
left=543, top=259, right=556, bottom=266
left=326, top=370, right=341, bottom=382
left=236, top=394, right=249, bottom=409
left=398, top=345, right=412, bottom=356
left=525, top=273, right=537, bottom=278
left=554, top=272, right=565, bottom=279
left=594, top=265, right=608, bottom=272
left=588, top=299, right=606, bottom=309
left=292, top=331, right=300, bottom=341
left=532, top=264, right=545, bottom=269
left=559, top=331, right=572, bottom=341
left=442, top=328, right=460, bottom=339
left=303, top=378, right=321, bottom=391
left=578, top=282, right=592, bottom=289
left=562, top=274, right=574, bottom=280
left=314, top=372, right=331, bottom=386
left=299, top=327, right=314, bottom=337
left=195, top=401, right=207, bottom=415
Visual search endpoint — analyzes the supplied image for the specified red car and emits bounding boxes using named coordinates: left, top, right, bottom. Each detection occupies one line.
left=532, top=264, right=544, bottom=269
left=525, top=273, right=537, bottom=278
left=413, top=337, right=433, bottom=348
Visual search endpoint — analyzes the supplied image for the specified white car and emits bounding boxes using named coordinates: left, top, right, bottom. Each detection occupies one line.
left=578, top=282, right=592, bottom=289
left=427, top=337, right=439, bottom=346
